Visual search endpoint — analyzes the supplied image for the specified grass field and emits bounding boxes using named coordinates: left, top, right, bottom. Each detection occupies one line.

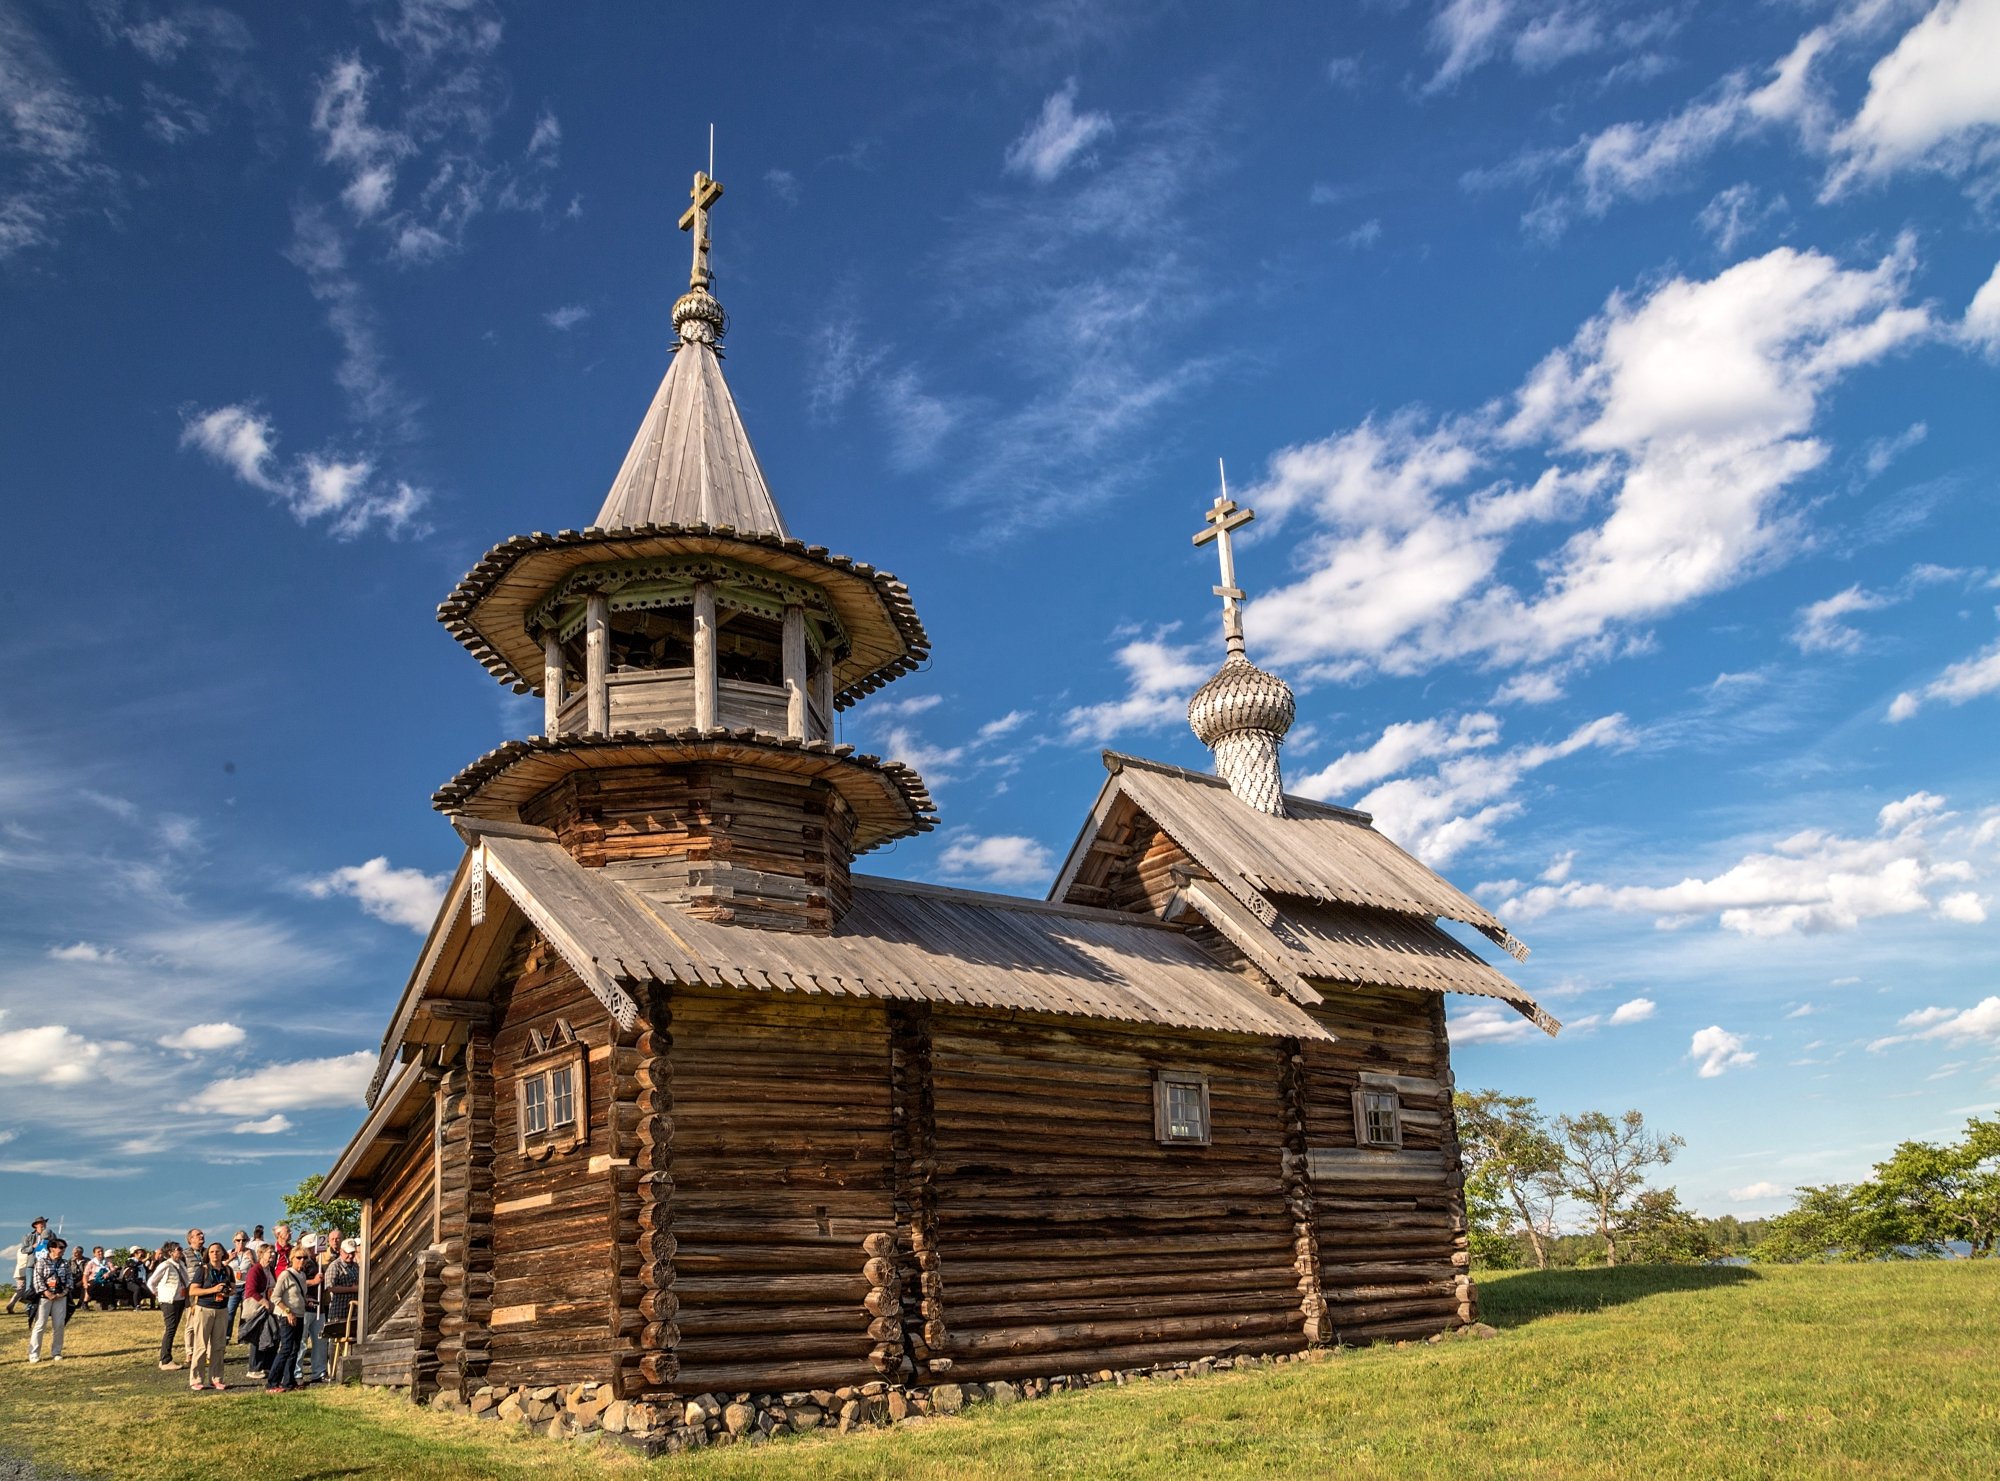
left=1, top=1262, right=1994, bottom=1480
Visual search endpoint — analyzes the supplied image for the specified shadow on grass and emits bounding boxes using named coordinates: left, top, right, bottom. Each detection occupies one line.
left=1479, top=1264, right=1762, bottom=1329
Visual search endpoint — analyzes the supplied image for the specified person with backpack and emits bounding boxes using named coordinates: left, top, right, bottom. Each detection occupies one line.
left=185, top=1242, right=233, bottom=1391
left=27, top=1236, right=73, bottom=1363
left=147, top=1242, right=190, bottom=1370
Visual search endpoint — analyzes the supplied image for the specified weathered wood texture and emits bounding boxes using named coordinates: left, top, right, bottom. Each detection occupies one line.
left=614, top=984, right=675, bottom=1398
left=431, top=1022, right=497, bottom=1399
left=922, top=1013, right=1307, bottom=1382
left=520, top=761, right=856, bottom=934
left=362, top=1112, right=437, bottom=1348
left=667, top=987, right=895, bottom=1394
left=483, top=931, right=618, bottom=1389
left=1302, top=985, right=1470, bottom=1343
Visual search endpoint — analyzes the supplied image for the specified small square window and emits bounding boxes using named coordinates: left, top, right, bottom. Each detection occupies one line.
left=1154, top=1070, right=1211, bottom=1145
left=1353, top=1088, right=1402, bottom=1149
left=522, top=1075, right=548, bottom=1136
left=550, top=1065, right=576, bottom=1129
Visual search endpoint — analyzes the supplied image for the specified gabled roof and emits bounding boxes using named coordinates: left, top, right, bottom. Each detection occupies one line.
left=595, top=339, right=787, bottom=536
left=1052, top=751, right=1557, bottom=1036
left=358, top=821, right=1335, bottom=1117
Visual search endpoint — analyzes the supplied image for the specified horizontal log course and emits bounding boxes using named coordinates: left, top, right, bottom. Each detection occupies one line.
left=949, top=1289, right=1298, bottom=1329
left=673, top=1272, right=870, bottom=1304
left=669, top=1358, right=880, bottom=1394
left=944, top=1310, right=1302, bottom=1359
left=936, top=1197, right=1290, bottom=1225
left=671, top=1331, right=874, bottom=1365
left=943, top=1267, right=1299, bottom=1304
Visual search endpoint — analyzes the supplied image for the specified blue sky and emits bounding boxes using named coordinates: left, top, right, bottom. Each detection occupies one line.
left=2, top=0, right=1996, bottom=1243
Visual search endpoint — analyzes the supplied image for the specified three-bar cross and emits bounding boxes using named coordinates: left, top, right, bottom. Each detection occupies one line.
left=679, top=169, right=724, bottom=290
left=1192, top=463, right=1254, bottom=658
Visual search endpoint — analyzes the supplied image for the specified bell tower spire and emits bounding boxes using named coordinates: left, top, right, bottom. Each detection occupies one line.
left=1186, top=465, right=1296, bottom=817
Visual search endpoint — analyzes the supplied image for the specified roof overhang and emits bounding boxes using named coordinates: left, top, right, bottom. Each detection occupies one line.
left=430, top=728, right=938, bottom=855
left=437, top=525, right=928, bottom=709
left=324, top=1058, right=434, bottom=1201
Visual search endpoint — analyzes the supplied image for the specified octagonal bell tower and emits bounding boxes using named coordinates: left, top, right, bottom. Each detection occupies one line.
left=431, top=166, right=936, bottom=932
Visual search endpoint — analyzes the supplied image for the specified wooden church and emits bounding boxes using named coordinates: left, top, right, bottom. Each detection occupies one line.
left=325, top=167, right=1558, bottom=1405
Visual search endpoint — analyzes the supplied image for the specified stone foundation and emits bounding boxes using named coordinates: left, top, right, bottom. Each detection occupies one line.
left=425, top=1328, right=1498, bottom=1455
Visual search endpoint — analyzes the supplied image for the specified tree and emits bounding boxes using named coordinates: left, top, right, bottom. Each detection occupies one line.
left=1866, top=1115, right=2000, bottom=1258
left=1553, top=1108, right=1684, bottom=1267
left=1455, top=1089, right=1565, bottom=1269
left=1617, top=1187, right=1718, bottom=1265
left=1751, top=1183, right=1886, bottom=1263
left=284, top=1173, right=361, bottom=1240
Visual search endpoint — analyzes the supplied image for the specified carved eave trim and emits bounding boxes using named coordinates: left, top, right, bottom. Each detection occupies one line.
left=437, top=524, right=928, bottom=708
left=431, top=727, right=939, bottom=856
left=479, top=842, right=641, bottom=1032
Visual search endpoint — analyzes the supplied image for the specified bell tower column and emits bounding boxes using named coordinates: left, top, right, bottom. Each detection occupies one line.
left=692, top=582, right=718, bottom=729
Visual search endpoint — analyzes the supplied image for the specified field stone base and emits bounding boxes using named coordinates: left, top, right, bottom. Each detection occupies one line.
left=439, top=1332, right=1474, bottom=1456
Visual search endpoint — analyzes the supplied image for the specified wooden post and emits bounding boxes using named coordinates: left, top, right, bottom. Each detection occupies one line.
left=692, top=582, right=718, bottom=730
left=542, top=632, right=564, bottom=738
left=585, top=593, right=609, bottom=735
left=782, top=604, right=808, bottom=739
left=811, top=649, right=834, bottom=740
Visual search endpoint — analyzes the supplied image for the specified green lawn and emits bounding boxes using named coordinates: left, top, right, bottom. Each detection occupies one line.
left=3, top=1263, right=1995, bottom=1480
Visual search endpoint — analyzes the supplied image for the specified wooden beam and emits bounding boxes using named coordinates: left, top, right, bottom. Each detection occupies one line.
left=542, top=632, right=564, bottom=738
left=692, top=582, right=717, bottom=730
left=411, top=1000, right=495, bottom=1024
left=782, top=603, right=808, bottom=740
left=585, top=593, right=609, bottom=735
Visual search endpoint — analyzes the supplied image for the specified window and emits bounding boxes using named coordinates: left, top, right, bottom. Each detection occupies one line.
left=515, top=1019, right=587, bottom=1157
left=522, top=1075, right=549, bottom=1136
left=1153, top=1070, right=1212, bottom=1146
left=1352, top=1088, right=1403, bottom=1149
left=550, top=1065, right=576, bottom=1129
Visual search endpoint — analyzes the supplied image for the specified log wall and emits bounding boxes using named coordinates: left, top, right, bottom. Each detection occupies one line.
left=483, top=931, right=618, bottom=1389
left=666, top=987, right=897, bottom=1395
left=922, top=1012, right=1307, bottom=1382
left=521, top=762, right=856, bottom=933
left=362, top=1112, right=436, bottom=1345
left=1301, top=985, right=1471, bottom=1343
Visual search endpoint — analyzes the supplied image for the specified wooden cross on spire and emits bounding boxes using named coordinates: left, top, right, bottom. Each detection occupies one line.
left=1192, top=460, right=1254, bottom=658
left=679, top=168, right=724, bottom=291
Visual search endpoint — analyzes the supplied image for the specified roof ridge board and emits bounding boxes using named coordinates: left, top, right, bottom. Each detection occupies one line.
left=852, top=872, right=1183, bottom=929
left=1102, top=749, right=1374, bottom=824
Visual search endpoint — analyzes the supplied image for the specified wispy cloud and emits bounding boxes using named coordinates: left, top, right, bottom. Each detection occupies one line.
left=181, top=403, right=429, bottom=538
left=1004, top=78, right=1112, bottom=182
left=185, top=1051, right=375, bottom=1116
left=1062, top=632, right=1209, bottom=744
left=0, top=2, right=115, bottom=262
left=937, top=831, right=1055, bottom=886
left=1889, top=635, right=2000, bottom=722
left=543, top=303, right=590, bottom=331
left=300, top=856, right=448, bottom=933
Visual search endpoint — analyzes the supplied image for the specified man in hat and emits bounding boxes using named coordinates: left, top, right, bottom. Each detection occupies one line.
left=27, top=1236, right=73, bottom=1362
left=8, top=1218, right=49, bottom=1314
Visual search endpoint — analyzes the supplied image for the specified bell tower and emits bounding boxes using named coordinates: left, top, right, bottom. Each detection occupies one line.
left=431, top=165, right=937, bottom=932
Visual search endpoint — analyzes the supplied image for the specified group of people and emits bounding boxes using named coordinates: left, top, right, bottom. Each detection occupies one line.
left=11, top=1216, right=363, bottom=1396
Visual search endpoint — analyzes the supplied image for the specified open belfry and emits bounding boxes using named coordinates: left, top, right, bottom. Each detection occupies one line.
left=326, top=165, right=1558, bottom=1414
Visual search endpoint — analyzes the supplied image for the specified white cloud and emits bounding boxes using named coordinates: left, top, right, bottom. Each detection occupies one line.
left=311, top=56, right=411, bottom=220
left=1063, top=634, right=1210, bottom=743
left=1503, top=789, right=1986, bottom=936
left=1692, top=1024, right=1756, bottom=1077
left=181, top=404, right=429, bottom=538
left=1869, top=996, right=2000, bottom=1051
left=876, top=368, right=961, bottom=472
left=0, top=3, right=111, bottom=263
left=1004, top=79, right=1112, bottom=182
left=186, top=1051, right=375, bottom=1115
left=1244, top=244, right=1931, bottom=686
left=1447, top=1003, right=1538, bottom=1045
left=1967, top=261, right=2000, bottom=354
left=1728, top=1179, right=1785, bottom=1201
left=1792, top=584, right=1892, bottom=654
left=1697, top=183, right=1789, bottom=254
left=1827, top=0, right=2000, bottom=192
left=1937, top=891, right=1987, bottom=924
left=1887, top=637, right=2000, bottom=721
left=0, top=1023, right=103, bottom=1084
left=1609, top=996, right=1657, bottom=1025
left=1786, top=1002, right=1818, bottom=1019
left=302, top=857, right=447, bottom=933
left=765, top=167, right=799, bottom=204
left=159, top=1022, right=247, bottom=1052
left=1294, top=713, right=1500, bottom=798
left=231, top=1115, right=292, bottom=1136
left=976, top=710, right=1032, bottom=743
left=936, top=832, right=1055, bottom=887
left=543, top=304, right=590, bottom=331
left=47, top=941, right=118, bottom=963
left=1303, top=713, right=1631, bottom=865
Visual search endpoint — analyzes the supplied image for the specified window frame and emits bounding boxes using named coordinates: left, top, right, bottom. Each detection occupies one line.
left=1351, top=1086, right=1404, bottom=1150
left=515, top=1029, right=588, bottom=1158
left=1153, top=1069, right=1213, bottom=1147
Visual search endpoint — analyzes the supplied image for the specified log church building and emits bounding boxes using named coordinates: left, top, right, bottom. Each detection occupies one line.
left=326, top=166, right=1558, bottom=1407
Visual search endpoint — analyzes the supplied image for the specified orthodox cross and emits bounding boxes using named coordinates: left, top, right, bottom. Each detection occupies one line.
left=679, top=168, right=724, bottom=290
left=1192, top=460, right=1254, bottom=658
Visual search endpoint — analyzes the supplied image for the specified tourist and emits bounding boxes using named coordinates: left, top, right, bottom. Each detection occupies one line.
left=224, top=1232, right=252, bottom=1341
left=267, top=1251, right=307, bottom=1393
left=148, top=1241, right=189, bottom=1370
left=292, top=1235, right=323, bottom=1384
left=185, top=1242, right=232, bottom=1392
left=240, top=1242, right=276, bottom=1379
left=8, top=1218, right=48, bottom=1315
left=27, top=1236, right=72, bottom=1363
left=122, top=1249, right=152, bottom=1310
left=67, top=1248, right=89, bottom=1315
left=180, top=1228, right=205, bottom=1361
left=85, top=1247, right=117, bottom=1310
left=323, top=1239, right=359, bottom=1375
left=273, top=1221, right=292, bottom=1275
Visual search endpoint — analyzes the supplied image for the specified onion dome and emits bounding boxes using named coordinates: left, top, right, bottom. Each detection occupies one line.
left=1188, top=483, right=1294, bottom=816
left=1188, top=655, right=1296, bottom=748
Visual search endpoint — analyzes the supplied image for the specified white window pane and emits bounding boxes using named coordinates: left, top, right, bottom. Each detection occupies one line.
left=551, top=1066, right=575, bottom=1128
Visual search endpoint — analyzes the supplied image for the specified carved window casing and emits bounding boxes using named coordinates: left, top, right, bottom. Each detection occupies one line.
left=1154, top=1069, right=1212, bottom=1146
left=516, top=1019, right=587, bottom=1158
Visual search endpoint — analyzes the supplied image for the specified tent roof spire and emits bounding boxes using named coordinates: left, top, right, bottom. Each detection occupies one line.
left=593, top=160, right=788, bottom=536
